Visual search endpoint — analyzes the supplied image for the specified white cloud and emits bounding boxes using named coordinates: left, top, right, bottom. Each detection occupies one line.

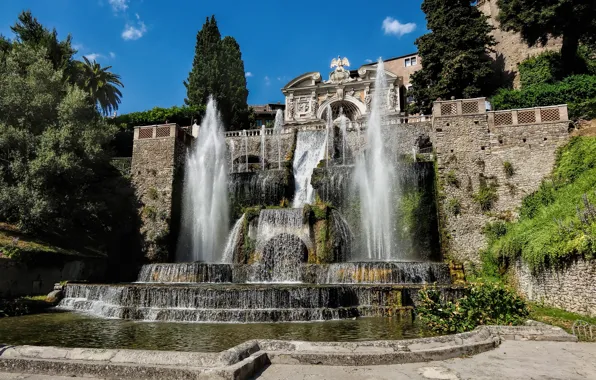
left=264, top=76, right=271, bottom=86
left=245, top=72, right=253, bottom=77
left=109, top=52, right=116, bottom=59
left=382, top=17, right=416, bottom=37
left=135, top=13, right=140, bottom=20
left=122, top=19, right=147, bottom=40
left=365, top=59, right=373, bottom=63
left=84, top=53, right=102, bottom=61
left=108, top=0, right=129, bottom=12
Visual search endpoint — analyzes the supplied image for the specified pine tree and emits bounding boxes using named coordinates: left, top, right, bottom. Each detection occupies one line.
left=409, top=0, right=496, bottom=114
left=184, top=16, right=249, bottom=130
left=498, top=0, right=596, bottom=75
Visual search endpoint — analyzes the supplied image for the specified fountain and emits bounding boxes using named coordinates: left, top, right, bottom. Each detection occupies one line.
left=176, top=97, right=229, bottom=263
left=58, top=61, right=450, bottom=325
left=355, top=59, right=397, bottom=261
left=274, top=109, right=283, bottom=169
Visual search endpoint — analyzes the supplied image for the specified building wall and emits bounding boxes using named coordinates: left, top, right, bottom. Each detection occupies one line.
left=432, top=100, right=570, bottom=264
left=131, top=125, right=188, bottom=263
left=383, top=54, right=421, bottom=88
left=477, top=0, right=562, bottom=88
left=0, top=257, right=106, bottom=298
left=511, top=257, right=596, bottom=317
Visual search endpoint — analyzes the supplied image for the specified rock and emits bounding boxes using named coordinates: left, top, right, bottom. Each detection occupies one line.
left=46, top=289, right=63, bottom=304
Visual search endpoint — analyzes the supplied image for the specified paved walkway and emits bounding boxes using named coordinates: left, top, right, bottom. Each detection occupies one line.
left=1, top=341, right=595, bottom=379
left=256, top=341, right=596, bottom=380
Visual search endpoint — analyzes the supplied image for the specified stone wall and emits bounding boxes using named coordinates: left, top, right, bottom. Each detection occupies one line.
left=225, top=129, right=296, bottom=172
left=131, top=124, right=189, bottom=263
left=0, top=257, right=106, bottom=298
left=511, top=257, right=596, bottom=316
left=477, top=0, right=562, bottom=88
left=432, top=100, right=570, bottom=264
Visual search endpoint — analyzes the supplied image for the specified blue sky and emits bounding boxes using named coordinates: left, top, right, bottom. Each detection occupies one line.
left=0, top=0, right=427, bottom=114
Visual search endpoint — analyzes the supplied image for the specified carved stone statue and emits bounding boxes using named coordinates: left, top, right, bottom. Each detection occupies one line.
left=364, top=91, right=372, bottom=112
left=325, top=56, right=356, bottom=84
left=287, top=99, right=295, bottom=120
left=310, top=96, right=318, bottom=117
left=387, top=87, right=397, bottom=111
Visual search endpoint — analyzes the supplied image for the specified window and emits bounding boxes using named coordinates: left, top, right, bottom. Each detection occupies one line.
left=405, top=56, right=417, bottom=67
left=256, top=120, right=263, bottom=127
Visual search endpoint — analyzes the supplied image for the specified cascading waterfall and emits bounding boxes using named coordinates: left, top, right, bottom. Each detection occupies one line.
left=222, top=214, right=246, bottom=263
left=176, top=98, right=230, bottom=263
left=354, top=60, right=397, bottom=261
left=292, top=130, right=327, bottom=207
left=274, top=109, right=283, bottom=169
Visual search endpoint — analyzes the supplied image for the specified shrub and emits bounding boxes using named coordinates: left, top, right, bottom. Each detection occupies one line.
left=447, top=198, right=461, bottom=216
left=445, top=170, right=459, bottom=187
left=473, top=179, right=498, bottom=211
left=491, top=75, right=596, bottom=120
left=483, top=221, right=508, bottom=244
left=417, top=282, right=529, bottom=334
left=503, top=161, right=514, bottom=178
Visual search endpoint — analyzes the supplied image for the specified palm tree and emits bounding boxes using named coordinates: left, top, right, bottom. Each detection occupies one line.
left=77, top=57, right=124, bottom=116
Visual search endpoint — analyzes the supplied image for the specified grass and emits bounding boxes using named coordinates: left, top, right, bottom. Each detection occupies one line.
left=530, top=303, right=596, bottom=340
left=0, top=222, right=104, bottom=261
left=486, top=137, right=596, bottom=268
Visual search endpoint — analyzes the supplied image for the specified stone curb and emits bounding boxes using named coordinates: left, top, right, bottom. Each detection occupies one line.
left=0, top=323, right=577, bottom=380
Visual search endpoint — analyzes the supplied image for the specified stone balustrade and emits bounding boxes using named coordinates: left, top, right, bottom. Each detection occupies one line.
left=432, top=98, right=487, bottom=117
left=133, top=123, right=192, bottom=143
left=488, top=105, right=568, bottom=127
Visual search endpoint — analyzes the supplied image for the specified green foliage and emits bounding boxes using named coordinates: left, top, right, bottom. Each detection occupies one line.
left=447, top=198, right=461, bottom=216
left=503, top=161, right=515, bottom=178
left=473, top=178, right=499, bottom=212
left=410, top=0, right=496, bottom=114
left=497, top=0, right=596, bottom=74
left=486, top=137, right=596, bottom=268
left=184, top=16, right=249, bottom=130
left=73, top=57, right=123, bottom=116
left=417, top=282, right=529, bottom=334
left=483, top=221, right=508, bottom=245
left=492, top=75, right=596, bottom=120
left=445, top=170, right=459, bottom=187
left=147, top=188, right=159, bottom=200
left=110, top=105, right=205, bottom=129
left=142, top=206, right=157, bottom=221
left=518, top=48, right=596, bottom=88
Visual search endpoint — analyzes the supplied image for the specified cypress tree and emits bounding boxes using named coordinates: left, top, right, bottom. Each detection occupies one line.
left=409, top=0, right=496, bottom=114
left=184, top=16, right=249, bottom=130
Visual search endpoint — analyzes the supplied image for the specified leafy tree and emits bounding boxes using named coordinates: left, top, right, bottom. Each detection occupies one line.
left=497, top=0, right=596, bottom=75
left=75, top=57, right=124, bottom=116
left=10, top=10, right=76, bottom=74
left=409, top=0, right=496, bottom=114
left=184, top=16, right=249, bottom=130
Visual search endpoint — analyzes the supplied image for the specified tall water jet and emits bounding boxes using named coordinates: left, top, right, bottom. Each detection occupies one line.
left=261, top=124, right=266, bottom=170
left=274, top=109, right=283, bottom=169
left=339, top=113, right=348, bottom=165
left=354, top=60, right=397, bottom=261
left=177, top=98, right=230, bottom=263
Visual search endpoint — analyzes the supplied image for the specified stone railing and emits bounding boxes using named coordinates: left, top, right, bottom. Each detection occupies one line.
left=488, top=105, right=568, bottom=127
left=224, top=128, right=294, bottom=137
left=433, top=98, right=487, bottom=117
left=134, top=123, right=191, bottom=143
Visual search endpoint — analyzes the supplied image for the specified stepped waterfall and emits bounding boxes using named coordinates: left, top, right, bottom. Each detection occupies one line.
left=58, top=60, right=448, bottom=325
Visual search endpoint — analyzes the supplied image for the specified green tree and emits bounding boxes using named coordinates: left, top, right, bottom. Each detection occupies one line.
left=10, top=10, right=76, bottom=74
left=409, top=0, right=496, bottom=114
left=497, top=0, right=596, bottom=75
left=75, top=57, right=124, bottom=116
left=184, top=16, right=249, bottom=130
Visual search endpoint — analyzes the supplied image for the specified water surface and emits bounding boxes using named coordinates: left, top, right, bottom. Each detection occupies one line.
left=0, top=311, right=433, bottom=352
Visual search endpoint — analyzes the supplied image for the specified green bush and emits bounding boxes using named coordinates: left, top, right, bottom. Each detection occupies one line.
left=519, top=47, right=596, bottom=88
left=447, top=198, right=461, bottom=216
left=487, top=137, right=596, bottom=268
left=491, top=75, right=596, bottom=120
left=473, top=179, right=498, bottom=211
left=417, top=282, right=529, bottom=334
left=483, top=221, right=508, bottom=245
left=445, top=170, right=459, bottom=187
left=503, top=161, right=515, bottom=178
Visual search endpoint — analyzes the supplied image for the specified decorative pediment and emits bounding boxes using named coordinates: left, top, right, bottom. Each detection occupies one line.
left=283, top=72, right=322, bottom=90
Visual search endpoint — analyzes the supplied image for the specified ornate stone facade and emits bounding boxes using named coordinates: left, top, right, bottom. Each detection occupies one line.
left=282, top=57, right=403, bottom=124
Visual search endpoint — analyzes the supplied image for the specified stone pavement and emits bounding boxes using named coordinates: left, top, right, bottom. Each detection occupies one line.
left=255, top=341, right=596, bottom=380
